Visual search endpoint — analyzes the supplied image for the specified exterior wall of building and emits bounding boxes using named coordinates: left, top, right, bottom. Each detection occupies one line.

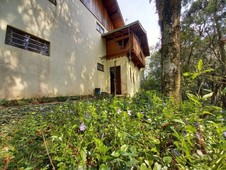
left=0, top=0, right=109, bottom=99
left=0, top=0, right=142, bottom=100
left=126, top=60, right=141, bottom=96
left=105, top=57, right=128, bottom=95
left=80, top=0, right=115, bottom=31
left=105, top=56, right=142, bottom=96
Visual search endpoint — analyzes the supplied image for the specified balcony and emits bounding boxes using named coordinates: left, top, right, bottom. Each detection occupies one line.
left=105, top=33, right=145, bottom=68
left=103, top=21, right=150, bottom=69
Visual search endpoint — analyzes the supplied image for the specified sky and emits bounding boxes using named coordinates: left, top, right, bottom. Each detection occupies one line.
left=117, top=0, right=161, bottom=47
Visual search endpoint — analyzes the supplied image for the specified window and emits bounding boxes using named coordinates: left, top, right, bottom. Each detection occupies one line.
left=49, top=0, right=57, bottom=5
left=133, top=73, right=135, bottom=83
left=96, top=22, right=104, bottom=34
left=97, top=63, right=104, bottom=72
left=116, top=38, right=129, bottom=49
left=5, top=26, right=50, bottom=56
left=81, top=0, right=90, bottom=7
left=130, top=67, right=132, bottom=81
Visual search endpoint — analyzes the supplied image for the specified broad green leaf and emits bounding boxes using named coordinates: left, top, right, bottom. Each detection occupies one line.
left=192, top=73, right=199, bottom=79
left=172, top=119, right=185, bottom=125
left=80, top=148, right=87, bottom=163
left=126, top=158, right=140, bottom=167
left=183, top=72, right=192, bottom=77
left=151, top=147, right=159, bottom=153
left=137, top=112, right=144, bottom=119
left=111, top=150, right=120, bottom=157
left=163, top=156, right=172, bottom=164
left=145, top=160, right=152, bottom=167
left=202, top=92, right=213, bottom=100
left=120, top=144, right=128, bottom=152
left=222, top=87, right=226, bottom=95
left=97, top=144, right=109, bottom=154
left=102, top=155, right=112, bottom=162
left=153, top=162, right=161, bottom=170
left=186, top=93, right=200, bottom=104
left=201, top=110, right=214, bottom=116
left=99, top=164, right=110, bottom=170
left=151, top=137, right=160, bottom=144
left=140, top=163, right=149, bottom=170
left=197, top=59, right=203, bottom=72
left=202, top=68, right=214, bottom=74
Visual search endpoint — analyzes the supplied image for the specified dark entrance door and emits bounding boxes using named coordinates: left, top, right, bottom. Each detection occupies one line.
left=110, top=66, right=121, bottom=95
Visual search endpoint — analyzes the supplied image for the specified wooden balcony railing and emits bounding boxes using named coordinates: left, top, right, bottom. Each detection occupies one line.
left=130, top=34, right=145, bottom=68
left=106, top=33, right=145, bottom=68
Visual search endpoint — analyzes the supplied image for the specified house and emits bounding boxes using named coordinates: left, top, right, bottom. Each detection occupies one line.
left=0, top=0, right=149, bottom=100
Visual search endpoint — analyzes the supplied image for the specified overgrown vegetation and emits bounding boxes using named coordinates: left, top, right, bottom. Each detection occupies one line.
left=141, top=50, right=161, bottom=92
left=1, top=91, right=225, bottom=169
left=0, top=95, right=95, bottom=108
left=143, top=0, right=226, bottom=107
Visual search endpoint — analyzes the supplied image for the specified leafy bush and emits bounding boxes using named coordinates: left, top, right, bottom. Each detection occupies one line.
left=1, top=91, right=225, bottom=169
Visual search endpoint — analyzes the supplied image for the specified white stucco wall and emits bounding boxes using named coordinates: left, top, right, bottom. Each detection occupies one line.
left=0, top=0, right=108, bottom=99
left=0, top=0, right=143, bottom=99
left=106, top=56, right=142, bottom=96
left=126, top=60, right=142, bottom=96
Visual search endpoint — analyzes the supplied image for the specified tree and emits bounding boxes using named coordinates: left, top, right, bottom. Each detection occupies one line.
left=141, top=49, right=161, bottom=91
left=154, top=0, right=182, bottom=101
left=181, top=0, right=226, bottom=108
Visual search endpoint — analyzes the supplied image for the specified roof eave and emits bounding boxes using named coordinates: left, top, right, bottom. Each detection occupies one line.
left=103, top=0, right=125, bottom=28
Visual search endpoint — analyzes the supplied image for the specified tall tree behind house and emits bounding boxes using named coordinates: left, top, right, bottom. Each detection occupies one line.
left=155, top=0, right=182, bottom=101
left=181, top=0, right=226, bottom=108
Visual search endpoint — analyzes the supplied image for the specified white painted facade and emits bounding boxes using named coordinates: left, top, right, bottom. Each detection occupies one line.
left=0, top=0, right=144, bottom=99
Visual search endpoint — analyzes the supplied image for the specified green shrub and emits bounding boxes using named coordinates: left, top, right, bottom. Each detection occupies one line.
left=1, top=91, right=225, bottom=169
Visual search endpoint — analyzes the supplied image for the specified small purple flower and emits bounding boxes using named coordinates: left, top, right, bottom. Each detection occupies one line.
left=127, top=110, right=131, bottom=116
left=223, top=131, right=226, bottom=139
left=182, top=131, right=187, bottom=137
left=171, top=149, right=180, bottom=157
left=85, top=113, right=89, bottom=119
left=101, top=133, right=105, bottom=138
left=196, top=132, right=201, bottom=140
left=79, top=122, right=86, bottom=131
left=194, top=122, right=199, bottom=128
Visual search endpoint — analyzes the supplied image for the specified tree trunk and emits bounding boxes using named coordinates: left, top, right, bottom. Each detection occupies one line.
left=213, top=0, right=226, bottom=109
left=156, top=0, right=182, bottom=101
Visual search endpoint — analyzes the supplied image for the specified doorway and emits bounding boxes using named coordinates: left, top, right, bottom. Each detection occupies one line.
left=110, top=66, right=121, bottom=95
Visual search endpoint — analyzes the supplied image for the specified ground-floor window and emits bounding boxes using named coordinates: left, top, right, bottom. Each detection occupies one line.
left=97, top=63, right=104, bottom=72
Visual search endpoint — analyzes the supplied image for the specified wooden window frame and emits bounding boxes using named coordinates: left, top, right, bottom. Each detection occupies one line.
left=96, top=22, right=104, bottom=34
left=5, top=25, right=50, bottom=56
